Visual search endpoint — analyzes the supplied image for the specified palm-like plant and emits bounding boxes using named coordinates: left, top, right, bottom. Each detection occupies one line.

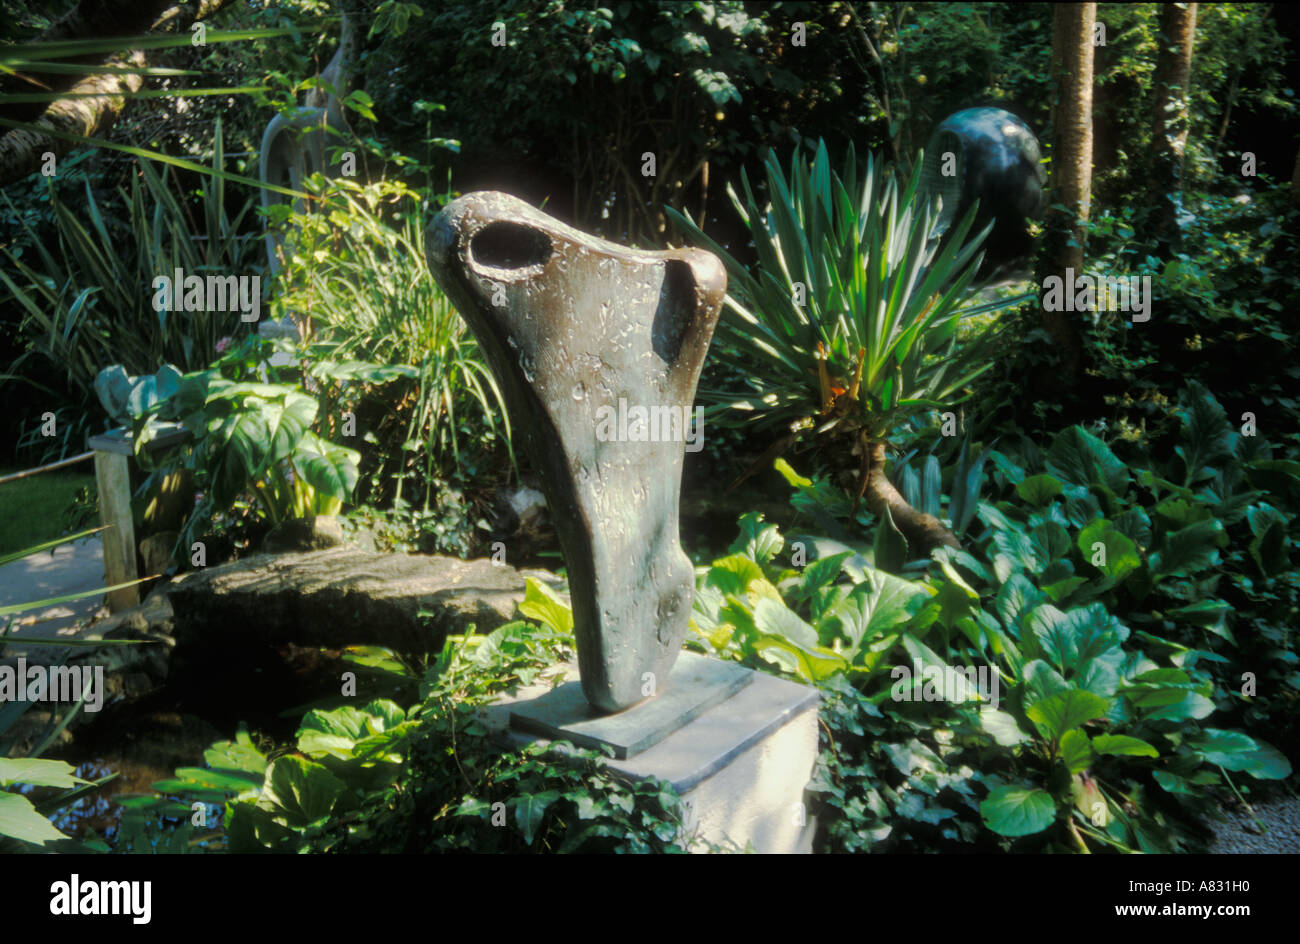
left=669, top=140, right=1027, bottom=553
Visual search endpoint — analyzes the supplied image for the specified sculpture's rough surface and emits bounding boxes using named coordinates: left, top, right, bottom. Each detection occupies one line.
left=427, top=192, right=725, bottom=712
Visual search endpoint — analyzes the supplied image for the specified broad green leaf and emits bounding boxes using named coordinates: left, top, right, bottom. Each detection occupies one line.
left=0, top=792, right=69, bottom=846
left=1246, top=504, right=1290, bottom=577
left=1091, top=734, right=1158, bottom=758
left=1173, top=381, right=1236, bottom=485
left=1020, top=659, right=1070, bottom=711
left=1017, top=474, right=1063, bottom=507
left=1077, top=519, right=1141, bottom=582
left=0, top=758, right=86, bottom=789
left=1029, top=521, right=1072, bottom=565
left=1188, top=729, right=1262, bottom=771
left=1060, top=729, right=1093, bottom=774
left=980, top=786, right=1056, bottom=837
left=1027, top=603, right=1125, bottom=676
left=1232, top=740, right=1292, bottom=780
left=995, top=574, right=1043, bottom=633
left=1046, top=426, right=1130, bottom=498
left=751, top=632, right=849, bottom=682
left=705, top=554, right=766, bottom=597
left=1143, top=692, right=1215, bottom=721
left=979, top=707, right=1027, bottom=746
left=750, top=597, right=819, bottom=649
left=259, top=755, right=352, bottom=826
left=291, top=434, right=360, bottom=506
left=1026, top=689, right=1109, bottom=739
left=797, top=551, right=853, bottom=598
left=155, top=766, right=262, bottom=794
left=729, top=512, right=784, bottom=564
left=518, top=578, right=574, bottom=635
left=204, top=735, right=268, bottom=777
left=1150, top=518, right=1227, bottom=576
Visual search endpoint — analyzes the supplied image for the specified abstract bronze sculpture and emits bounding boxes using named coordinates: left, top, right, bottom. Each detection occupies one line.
left=428, top=192, right=725, bottom=712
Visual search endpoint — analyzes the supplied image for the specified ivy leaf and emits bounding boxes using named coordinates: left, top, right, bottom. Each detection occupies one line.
left=980, top=786, right=1056, bottom=837
left=513, top=790, right=562, bottom=844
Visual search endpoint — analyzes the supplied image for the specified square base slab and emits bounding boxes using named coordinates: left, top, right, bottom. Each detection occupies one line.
left=508, top=651, right=752, bottom=759
left=483, top=660, right=820, bottom=851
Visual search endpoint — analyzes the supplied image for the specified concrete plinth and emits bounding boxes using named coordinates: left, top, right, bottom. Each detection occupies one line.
left=481, top=657, right=820, bottom=854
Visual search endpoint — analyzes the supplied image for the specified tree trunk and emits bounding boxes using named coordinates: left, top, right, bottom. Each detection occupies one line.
left=1035, top=2, right=1095, bottom=390
left=1150, top=2, right=1198, bottom=244
left=0, top=0, right=238, bottom=184
left=0, top=51, right=146, bottom=182
left=864, top=440, right=960, bottom=554
left=1292, top=144, right=1300, bottom=208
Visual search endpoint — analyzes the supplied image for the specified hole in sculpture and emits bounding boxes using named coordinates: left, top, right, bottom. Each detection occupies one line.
left=470, top=221, right=553, bottom=270
left=652, top=258, right=694, bottom=365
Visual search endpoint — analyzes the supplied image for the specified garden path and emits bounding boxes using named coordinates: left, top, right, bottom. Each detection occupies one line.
left=0, top=537, right=107, bottom=664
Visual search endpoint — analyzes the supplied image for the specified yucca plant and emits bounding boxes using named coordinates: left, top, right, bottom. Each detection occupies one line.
left=268, top=176, right=512, bottom=508
left=668, top=140, right=1026, bottom=553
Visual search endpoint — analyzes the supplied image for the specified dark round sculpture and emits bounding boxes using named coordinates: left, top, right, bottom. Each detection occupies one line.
left=922, top=107, right=1046, bottom=275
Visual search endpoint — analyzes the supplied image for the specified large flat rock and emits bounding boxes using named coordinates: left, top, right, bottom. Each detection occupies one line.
left=166, top=548, right=554, bottom=653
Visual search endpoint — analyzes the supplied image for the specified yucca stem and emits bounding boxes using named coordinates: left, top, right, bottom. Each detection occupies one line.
left=861, top=438, right=961, bottom=553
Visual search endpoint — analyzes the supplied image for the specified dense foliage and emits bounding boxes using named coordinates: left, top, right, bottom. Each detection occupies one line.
left=0, top=1, right=1296, bottom=856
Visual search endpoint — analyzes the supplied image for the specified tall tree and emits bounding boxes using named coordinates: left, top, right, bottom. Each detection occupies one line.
left=1035, top=2, right=1095, bottom=389
left=1149, top=2, right=1198, bottom=244
left=0, top=0, right=237, bottom=185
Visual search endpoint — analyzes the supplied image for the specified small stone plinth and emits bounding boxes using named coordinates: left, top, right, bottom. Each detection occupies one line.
left=482, top=657, right=820, bottom=854
left=509, top=651, right=752, bottom=759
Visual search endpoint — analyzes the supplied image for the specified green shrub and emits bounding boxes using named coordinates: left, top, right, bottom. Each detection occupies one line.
left=689, top=381, right=1296, bottom=851
left=1, top=121, right=261, bottom=417
left=129, top=334, right=412, bottom=555
left=120, top=584, right=704, bottom=853
left=267, top=176, right=512, bottom=516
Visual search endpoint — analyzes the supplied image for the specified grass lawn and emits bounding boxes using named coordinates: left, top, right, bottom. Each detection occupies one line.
left=0, top=465, right=98, bottom=558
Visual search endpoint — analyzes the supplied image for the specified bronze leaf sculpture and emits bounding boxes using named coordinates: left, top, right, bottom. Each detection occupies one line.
left=428, top=192, right=725, bottom=712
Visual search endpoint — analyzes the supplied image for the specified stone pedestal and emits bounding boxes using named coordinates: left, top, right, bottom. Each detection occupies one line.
left=481, top=656, right=820, bottom=854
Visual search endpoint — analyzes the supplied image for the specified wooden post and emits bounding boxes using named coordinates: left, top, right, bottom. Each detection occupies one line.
left=92, top=447, right=139, bottom=612
left=88, top=424, right=191, bottom=612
